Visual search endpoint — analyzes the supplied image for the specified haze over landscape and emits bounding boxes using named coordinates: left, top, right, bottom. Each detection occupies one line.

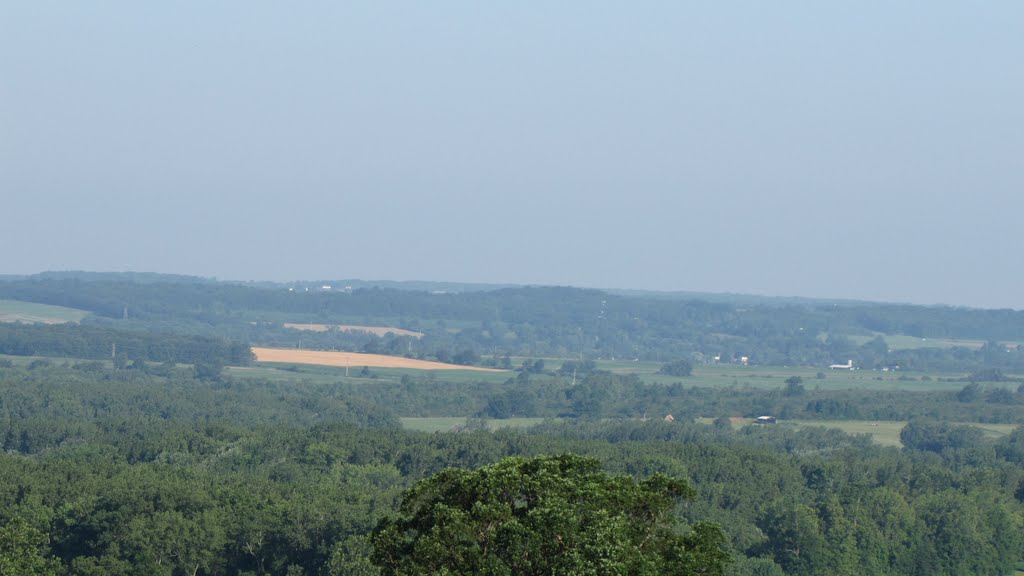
left=3, top=2, right=1022, bottom=308
left=6, top=7, right=1024, bottom=572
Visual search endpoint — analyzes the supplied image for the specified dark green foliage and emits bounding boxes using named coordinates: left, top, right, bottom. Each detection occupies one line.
left=566, top=371, right=641, bottom=418
left=517, top=358, right=545, bottom=374
left=27, top=358, right=52, bottom=370
left=371, top=454, right=730, bottom=576
left=193, top=359, right=225, bottom=382
left=450, top=348, right=480, bottom=366
left=0, top=322, right=252, bottom=366
left=484, top=387, right=535, bottom=418
left=783, top=376, right=805, bottom=397
left=0, top=516, right=62, bottom=576
left=899, top=420, right=986, bottom=453
left=0, top=362, right=399, bottom=456
left=965, top=368, right=1016, bottom=383
left=995, top=426, right=1024, bottom=465
left=660, top=359, right=694, bottom=377
left=957, top=383, right=983, bottom=403
left=328, top=535, right=381, bottom=576
left=987, top=387, right=1017, bottom=405
left=756, top=502, right=825, bottom=575
left=0, top=388, right=1020, bottom=575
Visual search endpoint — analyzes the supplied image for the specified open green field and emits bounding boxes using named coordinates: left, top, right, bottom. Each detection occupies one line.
left=0, top=299, right=89, bottom=324
left=401, top=417, right=550, bottom=433
left=591, top=359, right=1004, bottom=392
left=231, top=362, right=514, bottom=385
left=788, top=419, right=909, bottom=447
left=276, top=315, right=479, bottom=335
left=847, top=332, right=1021, bottom=351
left=236, top=353, right=1017, bottom=392
left=0, top=353, right=62, bottom=367
left=697, top=417, right=1020, bottom=447
left=406, top=416, right=1019, bottom=447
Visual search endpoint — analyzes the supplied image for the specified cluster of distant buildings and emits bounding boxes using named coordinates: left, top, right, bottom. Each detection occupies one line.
left=711, top=355, right=750, bottom=366
left=286, top=285, right=354, bottom=293
left=662, top=414, right=778, bottom=425
left=710, top=356, right=856, bottom=370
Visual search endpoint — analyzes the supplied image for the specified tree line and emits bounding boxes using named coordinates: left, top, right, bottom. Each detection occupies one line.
left=0, top=322, right=252, bottom=367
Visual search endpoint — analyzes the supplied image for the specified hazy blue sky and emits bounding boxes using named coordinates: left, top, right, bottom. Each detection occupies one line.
left=3, top=2, right=1022, bottom=308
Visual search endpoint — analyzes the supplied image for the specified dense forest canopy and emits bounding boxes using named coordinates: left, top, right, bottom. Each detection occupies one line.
left=371, top=454, right=731, bottom=576
left=1, top=272, right=1023, bottom=574
left=0, top=359, right=1021, bottom=575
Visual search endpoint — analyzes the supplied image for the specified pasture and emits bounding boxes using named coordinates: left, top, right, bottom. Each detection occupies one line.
left=589, top=358, right=999, bottom=392
left=400, top=417, right=549, bottom=433
left=847, top=332, right=1021, bottom=351
left=790, top=419, right=1019, bottom=447
left=785, top=420, right=908, bottom=447
left=0, top=299, right=89, bottom=324
left=283, top=323, right=424, bottom=338
left=230, top=362, right=513, bottom=385
left=697, top=417, right=1019, bottom=447
left=246, top=349, right=1014, bottom=392
left=403, top=415, right=1018, bottom=447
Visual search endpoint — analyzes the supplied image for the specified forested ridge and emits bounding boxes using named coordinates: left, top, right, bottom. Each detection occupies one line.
left=3, top=273, right=1024, bottom=373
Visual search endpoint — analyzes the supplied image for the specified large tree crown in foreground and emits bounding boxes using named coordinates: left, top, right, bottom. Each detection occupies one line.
left=370, top=454, right=730, bottom=576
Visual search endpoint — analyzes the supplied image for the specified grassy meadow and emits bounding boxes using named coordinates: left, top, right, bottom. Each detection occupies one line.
left=229, top=349, right=1022, bottom=449
left=0, top=299, right=90, bottom=324
left=402, top=415, right=1021, bottom=448
left=400, top=417, right=550, bottom=433
left=231, top=362, right=513, bottom=385
left=235, top=353, right=1019, bottom=393
left=591, top=358, right=1004, bottom=391
left=847, top=332, right=1021, bottom=351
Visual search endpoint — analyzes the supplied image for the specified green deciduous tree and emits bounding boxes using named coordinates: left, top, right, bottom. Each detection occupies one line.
left=899, top=420, right=985, bottom=453
left=757, top=502, right=826, bottom=576
left=660, top=359, right=693, bottom=377
left=370, top=454, right=730, bottom=576
left=0, top=516, right=62, bottom=576
left=783, top=376, right=805, bottom=397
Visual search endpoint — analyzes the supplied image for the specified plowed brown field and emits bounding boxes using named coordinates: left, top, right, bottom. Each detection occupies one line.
left=252, top=347, right=504, bottom=372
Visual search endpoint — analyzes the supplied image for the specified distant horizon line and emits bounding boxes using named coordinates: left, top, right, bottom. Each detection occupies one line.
left=2, top=268, right=1017, bottom=312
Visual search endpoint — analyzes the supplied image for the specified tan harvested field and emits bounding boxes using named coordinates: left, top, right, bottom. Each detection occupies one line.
left=282, top=323, right=424, bottom=338
left=252, top=347, right=505, bottom=372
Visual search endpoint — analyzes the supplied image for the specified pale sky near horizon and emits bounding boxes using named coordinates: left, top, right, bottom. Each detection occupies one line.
left=3, top=2, right=1022, bottom=308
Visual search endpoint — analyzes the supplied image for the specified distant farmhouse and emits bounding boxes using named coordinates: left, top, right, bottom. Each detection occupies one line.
left=711, top=355, right=749, bottom=366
